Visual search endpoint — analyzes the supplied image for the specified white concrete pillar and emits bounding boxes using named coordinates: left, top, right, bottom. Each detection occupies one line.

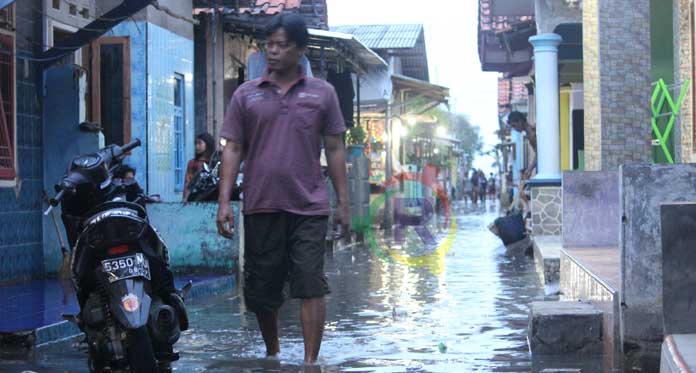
left=529, top=33, right=563, bottom=181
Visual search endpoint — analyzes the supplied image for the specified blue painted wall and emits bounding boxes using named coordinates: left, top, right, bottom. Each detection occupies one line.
left=1, top=14, right=194, bottom=283
left=146, top=23, right=194, bottom=203
left=147, top=202, right=240, bottom=274
left=42, top=66, right=102, bottom=274
left=105, top=22, right=194, bottom=202
left=0, top=50, right=44, bottom=283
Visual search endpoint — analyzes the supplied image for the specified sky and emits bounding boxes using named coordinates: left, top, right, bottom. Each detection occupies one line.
left=326, top=0, right=500, bottom=172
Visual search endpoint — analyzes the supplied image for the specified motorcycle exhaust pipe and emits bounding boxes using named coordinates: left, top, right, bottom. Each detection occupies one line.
left=148, top=301, right=181, bottom=345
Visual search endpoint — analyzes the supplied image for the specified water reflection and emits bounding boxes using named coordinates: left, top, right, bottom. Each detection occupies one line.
left=0, top=202, right=547, bottom=372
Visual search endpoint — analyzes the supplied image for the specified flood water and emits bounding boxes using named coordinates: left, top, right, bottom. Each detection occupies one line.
left=0, top=202, right=549, bottom=372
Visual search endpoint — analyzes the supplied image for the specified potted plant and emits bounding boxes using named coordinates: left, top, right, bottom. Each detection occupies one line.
left=346, top=125, right=366, bottom=158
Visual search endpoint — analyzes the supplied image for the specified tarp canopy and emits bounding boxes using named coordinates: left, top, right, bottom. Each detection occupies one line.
left=37, top=0, right=153, bottom=66
left=0, top=0, right=14, bottom=11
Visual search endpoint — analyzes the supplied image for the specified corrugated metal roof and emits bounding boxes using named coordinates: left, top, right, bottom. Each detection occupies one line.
left=330, top=24, right=423, bottom=50
left=307, top=29, right=387, bottom=69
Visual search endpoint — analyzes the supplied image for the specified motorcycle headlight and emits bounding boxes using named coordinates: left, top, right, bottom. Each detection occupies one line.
left=121, top=293, right=140, bottom=312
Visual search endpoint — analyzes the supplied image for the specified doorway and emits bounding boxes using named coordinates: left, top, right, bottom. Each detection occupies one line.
left=90, top=37, right=131, bottom=146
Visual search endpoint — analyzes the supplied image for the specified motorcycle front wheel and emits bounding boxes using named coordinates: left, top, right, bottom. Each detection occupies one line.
left=126, top=326, right=157, bottom=373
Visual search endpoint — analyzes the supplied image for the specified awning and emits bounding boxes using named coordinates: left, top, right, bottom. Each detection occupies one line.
left=391, top=73, right=449, bottom=103
left=0, top=0, right=14, bottom=10
left=478, top=0, right=535, bottom=75
left=306, top=29, right=387, bottom=73
left=37, top=0, right=153, bottom=66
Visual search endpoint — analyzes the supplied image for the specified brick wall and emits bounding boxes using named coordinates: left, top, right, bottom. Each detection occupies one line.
left=675, top=0, right=694, bottom=162
left=583, top=0, right=653, bottom=170
left=583, top=0, right=602, bottom=170
left=0, top=2, right=45, bottom=283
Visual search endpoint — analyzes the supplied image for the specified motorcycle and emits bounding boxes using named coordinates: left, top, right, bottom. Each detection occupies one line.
left=186, top=151, right=242, bottom=202
left=45, top=138, right=190, bottom=372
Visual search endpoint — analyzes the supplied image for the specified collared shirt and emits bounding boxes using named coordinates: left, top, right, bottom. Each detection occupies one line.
left=220, top=69, right=346, bottom=215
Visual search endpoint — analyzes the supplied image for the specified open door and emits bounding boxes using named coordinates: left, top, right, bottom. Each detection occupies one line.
left=90, top=37, right=131, bottom=146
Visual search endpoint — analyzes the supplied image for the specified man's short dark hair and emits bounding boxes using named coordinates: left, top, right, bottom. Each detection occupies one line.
left=266, top=13, right=309, bottom=48
left=508, top=111, right=527, bottom=124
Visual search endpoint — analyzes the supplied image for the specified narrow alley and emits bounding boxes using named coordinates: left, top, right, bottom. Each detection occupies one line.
left=0, top=203, right=548, bottom=372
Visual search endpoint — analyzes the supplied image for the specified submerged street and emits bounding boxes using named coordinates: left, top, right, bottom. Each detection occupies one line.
left=0, top=203, right=549, bottom=372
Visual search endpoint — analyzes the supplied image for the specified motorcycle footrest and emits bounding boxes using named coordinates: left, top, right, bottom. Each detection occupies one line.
left=62, top=313, right=79, bottom=324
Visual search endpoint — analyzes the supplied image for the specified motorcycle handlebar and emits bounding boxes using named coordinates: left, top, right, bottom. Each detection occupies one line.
left=120, top=138, right=141, bottom=154
left=44, top=189, right=66, bottom=215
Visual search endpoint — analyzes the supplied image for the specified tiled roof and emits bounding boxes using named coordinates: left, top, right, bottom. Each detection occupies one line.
left=330, top=24, right=423, bottom=50
left=479, top=0, right=533, bottom=32
left=498, top=76, right=529, bottom=114
left=245, top=0, right=302, bottom=15
left=195, top=0, right=328, bottom=29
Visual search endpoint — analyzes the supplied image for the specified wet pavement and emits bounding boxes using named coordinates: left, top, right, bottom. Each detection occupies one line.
left=0, top=201, right=548, bottom=372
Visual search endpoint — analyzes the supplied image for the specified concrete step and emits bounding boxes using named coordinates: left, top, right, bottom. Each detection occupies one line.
left=529, top=301, right=603, bottom=355
left=533, top=236, right=561, bottom=284
left=661, top=334, right=696, bottom=373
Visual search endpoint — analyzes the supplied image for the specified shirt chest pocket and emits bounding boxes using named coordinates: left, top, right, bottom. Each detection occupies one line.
left=293, top=101, right=323, bottom=132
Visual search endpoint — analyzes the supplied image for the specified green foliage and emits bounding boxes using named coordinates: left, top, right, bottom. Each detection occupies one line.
left=416, top=104, right=483, bottom=163
left=347, top=125, right=366, bottom=145
left=450, top=113, right=483, bottom=162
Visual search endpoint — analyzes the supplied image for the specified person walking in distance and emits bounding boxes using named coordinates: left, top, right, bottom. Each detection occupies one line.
left=479, top=170, right=488, bottom=204
left=216, top=14, right=350, bottom=364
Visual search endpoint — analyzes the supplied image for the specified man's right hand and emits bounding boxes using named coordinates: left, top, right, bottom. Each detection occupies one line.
left=217, top=203, right=235, bottom=239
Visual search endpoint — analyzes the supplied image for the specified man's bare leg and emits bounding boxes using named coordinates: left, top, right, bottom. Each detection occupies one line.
left=300, top=297, right=326, bottom=364
left=256, top=310, right=280, bottom=357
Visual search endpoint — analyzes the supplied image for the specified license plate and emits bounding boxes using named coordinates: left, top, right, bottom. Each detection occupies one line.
left=101, top=253, right=150, bottom=283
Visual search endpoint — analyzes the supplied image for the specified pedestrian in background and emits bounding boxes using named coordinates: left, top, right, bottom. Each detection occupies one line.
left=479, top=170, right=487, bottom=204
left=471, top=169, right=480, bottom=204
left=216, top=14, right=349, bottom=364
left=508, top=111, right=537, bottom=180
left=182, top=132, right=216, bottom=201
left=463, top=176, right=472, bottom=204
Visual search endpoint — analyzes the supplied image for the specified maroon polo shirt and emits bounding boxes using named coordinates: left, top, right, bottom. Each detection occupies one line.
left=220, top=69, right=346, bottom=215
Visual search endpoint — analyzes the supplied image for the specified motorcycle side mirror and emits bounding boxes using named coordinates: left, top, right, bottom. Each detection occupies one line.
left=79, top=122, right=103, bottom=133
left=203, top=162, right=210, bottom=172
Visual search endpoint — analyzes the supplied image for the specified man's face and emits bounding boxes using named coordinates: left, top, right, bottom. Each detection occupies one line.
left=124, top=171, right=135, bottom=180
left=508, top=119, right=524, bottom=132
left=266, top=28, right=304, bottom=73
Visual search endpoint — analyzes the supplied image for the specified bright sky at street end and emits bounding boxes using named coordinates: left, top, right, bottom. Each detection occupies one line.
left=326, top=0, right=500, bottom=173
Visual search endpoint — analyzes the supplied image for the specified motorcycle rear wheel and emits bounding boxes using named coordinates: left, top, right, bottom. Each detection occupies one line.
left=126, top=326, right=157, bottom=373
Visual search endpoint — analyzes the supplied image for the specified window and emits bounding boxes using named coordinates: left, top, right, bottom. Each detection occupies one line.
left=80, top=8, right=89, bottom=19
left=173, top=74, right=185, bottom=192
left=0, top=31, right=15, bottom=180
left=52, top=0, right=60, bottom=10
left=69, top=3, right=77, bottom=16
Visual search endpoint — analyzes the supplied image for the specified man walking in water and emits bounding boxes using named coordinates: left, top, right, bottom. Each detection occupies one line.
left=216, top=14, right=350, bottom=364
